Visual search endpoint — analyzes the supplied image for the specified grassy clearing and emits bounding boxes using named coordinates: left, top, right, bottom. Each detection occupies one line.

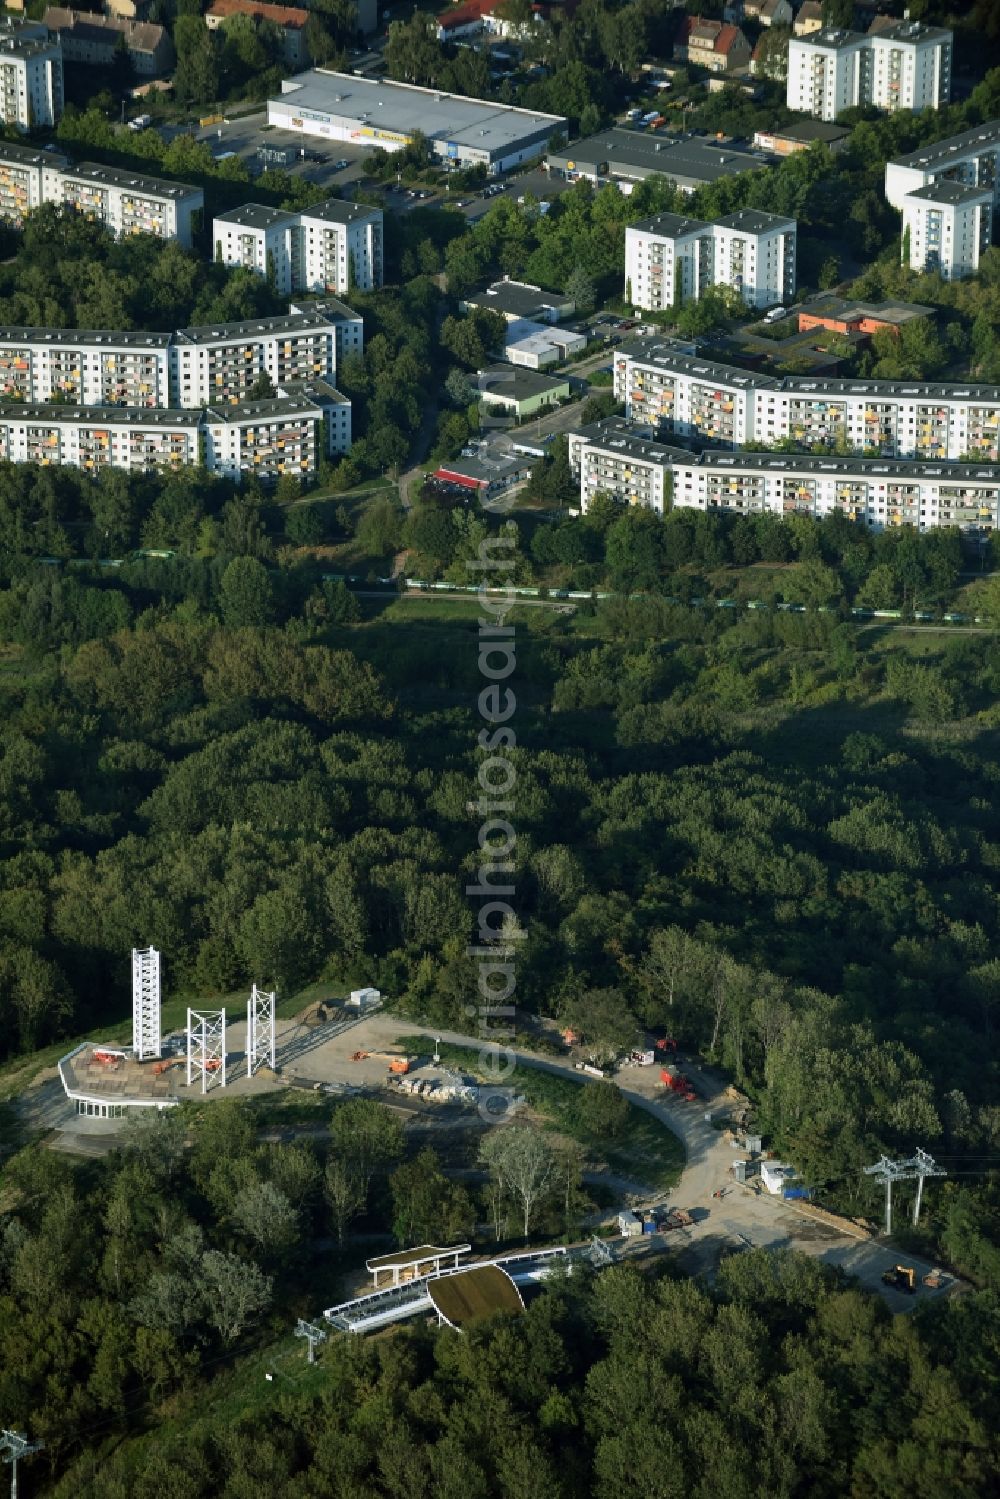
left=370, top=595, right=542, bottom=626
left=400, top=1039, right=684, bottom=1192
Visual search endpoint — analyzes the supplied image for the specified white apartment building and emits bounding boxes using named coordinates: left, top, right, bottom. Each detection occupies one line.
left=58, top=163, right=203, bottom=249
left=885, top=121, right=1000, bottom=212
left=567, top=417, right=686, bottom=513
left=713, top=209, right=796, bottom=311
left=567, top=416, right=1000, bottom=534
left=786, top=29, right=867, bottom=121
left=289, top=297, right=364, bottom=363
left=901, top=181, right=993, bottom=281
left=171, top=309, right=342, bottom=408
left=213, top=199, right=383, bottom=296
left=0, top=306, right=359, bottom=413
left=202, top=393, right=330, bottom=482
left=0, top=20, right=63, bottom=131
left=0, top=327, right=173, bottom=407
left=297, top=200, right=383, bottom=294
left=669, top=451, right=1000, bottom=535
left=615, top=341, right=1000, bottom=461
left=625, top=212, right=711, bottom=310
left=625, top=209, right=796, bottom=312
left=0, top=387, right=347, bottom=482
left=0, top=144, right=201, bottom=245
left=615, top=344, right=769, bottom=446
left=787, top=22, right=951, bottom=121
left=868, top=23, right=952, bottom=115
left=0, top=140, right=69, bottom=225
left=0, top=405, right=201, bottom=473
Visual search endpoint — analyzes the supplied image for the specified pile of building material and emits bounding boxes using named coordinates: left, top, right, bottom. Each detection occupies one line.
left=395, top=1077, right=478, bottom=1103
left=297, top=1001, right=332, bottom=1027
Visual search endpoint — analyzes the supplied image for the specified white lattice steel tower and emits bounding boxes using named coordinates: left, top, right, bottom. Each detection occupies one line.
left=247, top=985, right=276, bottom=1077
left=186, top=1008, right=227, bottom=1093
left=132, top=947, right=162, bottom=1061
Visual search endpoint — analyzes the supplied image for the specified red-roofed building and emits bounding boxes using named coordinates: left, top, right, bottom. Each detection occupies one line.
left=675, top=14, right=751, bottom=72
left=205, top=0, right=309, bottom=66
left=436, top=0, right=553, bottom=39
left=436, top=0, right=499, bottom=37
left=432, top=467, right=486, bottom=491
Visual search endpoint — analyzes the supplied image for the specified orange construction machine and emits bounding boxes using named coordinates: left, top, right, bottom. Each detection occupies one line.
left=351, top=1050, right=412, bottom=1075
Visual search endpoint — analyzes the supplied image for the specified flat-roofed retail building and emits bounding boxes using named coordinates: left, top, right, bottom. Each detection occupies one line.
left=268, top=69, right=566, bottom=175
left=546, top=127, right=770, bottom=195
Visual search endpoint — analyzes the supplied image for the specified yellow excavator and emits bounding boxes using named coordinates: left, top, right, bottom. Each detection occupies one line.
left=881, top=1264, right=916, bottom=1294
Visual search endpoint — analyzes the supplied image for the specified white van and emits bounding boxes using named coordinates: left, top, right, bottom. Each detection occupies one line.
left=764, top=306, right=787, bottom=323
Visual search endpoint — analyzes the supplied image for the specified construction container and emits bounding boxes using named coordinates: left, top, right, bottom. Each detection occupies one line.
left=734, top=1159, right=748, bottom=1184
left=642, top=1216, right=656, bottom=1235
left=349, top=986, right=381, bottom=1006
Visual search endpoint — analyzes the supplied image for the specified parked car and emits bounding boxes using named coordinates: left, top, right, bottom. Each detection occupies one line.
left=332, top=158, right=349, bottom=171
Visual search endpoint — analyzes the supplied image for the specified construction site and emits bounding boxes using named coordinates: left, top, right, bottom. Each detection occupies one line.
left=33, top=950, right=961, bottom=1313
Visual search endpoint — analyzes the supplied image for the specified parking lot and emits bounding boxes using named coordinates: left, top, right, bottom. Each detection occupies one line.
left=160, top=106, right=573, bottom=217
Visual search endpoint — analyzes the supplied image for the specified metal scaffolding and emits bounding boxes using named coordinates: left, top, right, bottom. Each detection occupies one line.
left=186, top=1008, right=227, bottom=1093
left=247, top=984, right=276, bottom=1077
left=131, top=946, right=162, bottom=1062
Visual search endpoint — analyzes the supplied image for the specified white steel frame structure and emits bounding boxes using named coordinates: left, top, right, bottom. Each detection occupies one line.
left=186, top=1008, right=227, bottom=1093
left=131, top=947, right=162, bottom=1062
left=247, top=984, right=276, bottom=1077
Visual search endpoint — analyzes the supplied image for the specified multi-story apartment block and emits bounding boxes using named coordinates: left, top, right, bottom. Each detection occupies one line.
left=786, top=29, right=867, bottom=121
left=0, top=404, right=201, bottom=471
left=614, top=341, right=1000, bottom=462
left=0, top=144, right=200, bottom=245
left=885, top=120, right=1000, bottom=211
left=669, top=451, right=1000, bottom=535
left=0, top=19, right=63, bottom=131
left=171, top=308, right=342, bottom=407
left=296, top=199, right=383, bottom=294
left=213, top=199, right=383, bottom=296
left=869, top=22, right=952, bottom=115
left=787, top=22, right=951, bottom=121
left=202, top=391, right=338, bottom=482
left=625, top=213, right=712, bottom=310
left=279, top=377, right=351, bottom=455
left=0, top=387, right=345, bottom=483
left=57, top=163, right=203, bottom=249
left=713, top=210, right=796, bottom=311
left=625, top=209, right=796, bottom=312
left=901, top=181, right=993, bottom=281
left=567, top=417, right=687, bottom=513
left=614, top=344, right=770, bottom=445
left=0, top=140, right=69, bottom=225
left=0, top=306, right=359, bottom=411
left=0, top=327, right=173, bottom=406
left=288, top=297, right=364, bottom=363
left=568, top=417, right=1000, bottom=535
